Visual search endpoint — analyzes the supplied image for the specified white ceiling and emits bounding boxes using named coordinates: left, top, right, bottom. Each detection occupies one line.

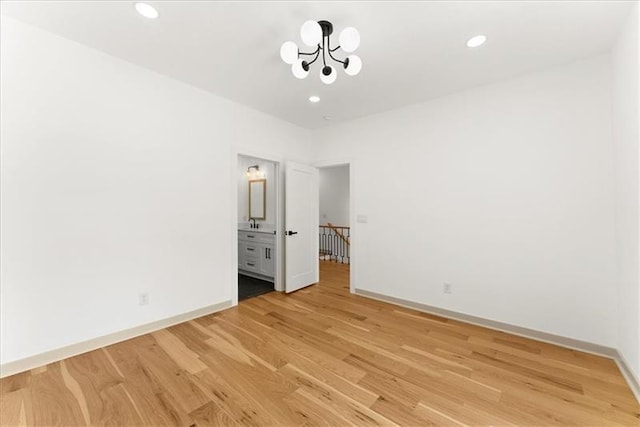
left=1, top=1, right=633, bottom=129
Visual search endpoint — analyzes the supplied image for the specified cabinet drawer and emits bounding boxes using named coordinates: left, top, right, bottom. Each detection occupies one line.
left=239, top=231, right=260, bottom=241
left=242, top=243, right=260, bottom=256
left=242, top=256, right=259, bottom=272
left=239, top=230, right=275, bottom=244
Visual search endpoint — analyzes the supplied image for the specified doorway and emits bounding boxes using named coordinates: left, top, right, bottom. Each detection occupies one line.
left=236, top=154, right=280, bottom=301
left=318, top=164, right=351, bottom=290
left=232, top=154, right=352, bottom=305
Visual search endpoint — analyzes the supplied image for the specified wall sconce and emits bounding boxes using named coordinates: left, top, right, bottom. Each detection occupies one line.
left=246, top=165, right=265, bottom=180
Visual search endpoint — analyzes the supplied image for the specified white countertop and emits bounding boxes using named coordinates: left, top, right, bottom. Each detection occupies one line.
left=238, top=228, right=276, bottom=234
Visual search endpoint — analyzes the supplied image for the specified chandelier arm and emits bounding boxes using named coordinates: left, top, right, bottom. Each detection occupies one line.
left=326, top=36, right=346, bottom=65
left=307, top=49, right=321, bottom=66
left=329, top=45, right=341, bottom=52
left=298, top=45, right=320, bottom=56
left=327, top=49, right=346, bottom=65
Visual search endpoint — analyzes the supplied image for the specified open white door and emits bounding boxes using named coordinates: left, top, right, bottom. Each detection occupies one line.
left=285, top=162, right=319, bottom=293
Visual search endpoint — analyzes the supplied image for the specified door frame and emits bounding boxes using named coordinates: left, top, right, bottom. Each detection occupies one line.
left=231, top=148, right=284, bottom=307
left=314, top=159, right=356, bottom=294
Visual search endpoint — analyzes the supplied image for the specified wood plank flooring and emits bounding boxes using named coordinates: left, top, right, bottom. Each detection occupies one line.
left=1, top=261, right=638, bottom=426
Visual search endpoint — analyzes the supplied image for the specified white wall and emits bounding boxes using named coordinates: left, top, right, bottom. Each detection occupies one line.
left=612, top=3, right=640, bottom=381
left=313, top=55, right=618, bottom=347
left=0, top=16, right=311, bottom=364
left=319, top=165, right=350, bottom=226
left=1, top=11, right=634, bottom=373
left=238, top=156, right=276, bottom=229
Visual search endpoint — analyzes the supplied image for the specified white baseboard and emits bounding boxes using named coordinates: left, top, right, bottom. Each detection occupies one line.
left=0, top=300, right=233, bottom=379
left=354, top=288, right=640, bottom=404
left=614, top=350, right=640, bottom=403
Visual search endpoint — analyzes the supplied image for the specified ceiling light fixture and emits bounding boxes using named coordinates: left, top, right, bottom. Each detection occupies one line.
left=466, top=34, right=487, bottom=48
left=280, top=20, right=362, bottom=85
left=309, top=95, right=320, bottom=103
left=135, top=2, right=159, bottom=19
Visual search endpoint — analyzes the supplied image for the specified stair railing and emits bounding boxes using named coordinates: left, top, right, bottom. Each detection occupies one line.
left=319, top=223, right=350, bottom=264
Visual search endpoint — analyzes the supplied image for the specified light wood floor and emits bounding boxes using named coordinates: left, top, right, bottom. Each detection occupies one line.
left=1, top=261, right=638, bottom=426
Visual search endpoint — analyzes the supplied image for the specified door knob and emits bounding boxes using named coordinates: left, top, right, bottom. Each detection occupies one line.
left=286, top=230, right=298, bottom=236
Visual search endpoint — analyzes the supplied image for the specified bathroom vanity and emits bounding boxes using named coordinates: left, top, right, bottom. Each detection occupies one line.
left=238, top=229, right=275, bottom=282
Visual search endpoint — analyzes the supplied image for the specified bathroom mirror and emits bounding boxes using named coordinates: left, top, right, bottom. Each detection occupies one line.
left=248, top=179, right=266, bottom=220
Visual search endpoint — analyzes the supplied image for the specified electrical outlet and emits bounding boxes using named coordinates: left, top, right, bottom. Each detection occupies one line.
left=443, top=283, right=453, bottom=294
left=139, top=293, right=149, bottom=306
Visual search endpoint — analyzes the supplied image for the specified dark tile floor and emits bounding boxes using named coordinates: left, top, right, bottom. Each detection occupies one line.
left=238, top=274, right=274, bottom=300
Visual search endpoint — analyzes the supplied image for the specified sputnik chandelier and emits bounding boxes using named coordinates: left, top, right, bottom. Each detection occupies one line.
left=280, top=20, right=362, bottom=84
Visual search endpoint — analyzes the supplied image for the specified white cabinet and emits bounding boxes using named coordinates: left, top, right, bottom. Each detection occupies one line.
left=260, top=244, right=274, bottom=277
left=238, top=230, right=275, bottom=282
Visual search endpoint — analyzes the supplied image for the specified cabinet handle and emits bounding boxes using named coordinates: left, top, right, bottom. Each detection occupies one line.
left=247, top=262, right=255, bottom=267
left=247, top=247, right=255, bottom=252
left=268, top=248, right=271, bottom=259
left=247, top=235, right=255, bottom=239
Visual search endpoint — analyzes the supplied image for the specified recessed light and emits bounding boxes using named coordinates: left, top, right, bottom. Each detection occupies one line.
left=466, top=35, right=487, bottom=48
left=309, top=95, right=320, bottom=103
left=135, top=3, right=159, bottom=19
